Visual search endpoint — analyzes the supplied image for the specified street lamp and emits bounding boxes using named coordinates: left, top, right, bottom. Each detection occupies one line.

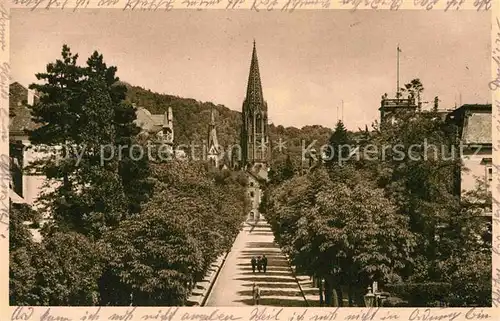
left=364, top=286, right=375, bottom=307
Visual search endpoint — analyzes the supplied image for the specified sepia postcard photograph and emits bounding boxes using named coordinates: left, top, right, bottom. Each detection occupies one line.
left=6, top=7, right=494, bottom=311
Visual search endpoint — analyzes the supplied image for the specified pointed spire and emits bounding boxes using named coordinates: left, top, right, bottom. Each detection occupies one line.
left=163, top=111, right=168, bottom=128
left=210, top=105, right=216, bottom=125
left=168, top=106, right=173, bottom=122
left=245, top=40, right=264, bottom=106
left=208, top=106, right=219, bottom=153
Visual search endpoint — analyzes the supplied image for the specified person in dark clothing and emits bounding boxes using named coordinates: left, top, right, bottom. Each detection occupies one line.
left=261, top=254, right=268, bottom=273
left=251, top=256, right=257, bottom=273
left=257, top=256, right=262, bottom=273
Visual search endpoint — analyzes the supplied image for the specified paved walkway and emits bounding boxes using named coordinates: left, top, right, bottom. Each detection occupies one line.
left=204, top=218, right=309, bottom=307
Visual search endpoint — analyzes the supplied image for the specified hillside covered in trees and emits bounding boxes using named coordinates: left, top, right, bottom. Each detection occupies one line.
left=123, top=83, right=335, bottom=167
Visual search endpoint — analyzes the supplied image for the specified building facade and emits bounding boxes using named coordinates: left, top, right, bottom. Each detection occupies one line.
left=446, top=104, right=492, bottom=207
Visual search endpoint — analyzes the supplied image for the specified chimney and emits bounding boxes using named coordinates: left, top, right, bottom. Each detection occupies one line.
left=27, top=90, right=34, bottom=105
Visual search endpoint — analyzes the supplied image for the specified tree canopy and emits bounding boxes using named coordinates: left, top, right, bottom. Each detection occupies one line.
left=10, top=45, right=250, bottom=306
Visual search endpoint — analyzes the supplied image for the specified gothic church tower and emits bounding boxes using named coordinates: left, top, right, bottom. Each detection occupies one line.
left=241, top=41, right=269, bottom=168
left=207, top=106, right=221, bottom=167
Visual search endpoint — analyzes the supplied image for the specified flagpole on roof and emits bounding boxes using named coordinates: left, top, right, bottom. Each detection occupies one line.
left=397, top=45, right=401, bottom=99
left=341, top=99, right=344, bottom=122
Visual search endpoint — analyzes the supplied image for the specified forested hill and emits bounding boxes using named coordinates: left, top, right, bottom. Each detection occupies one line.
left=125, top=83, right=242, bottom=148
left=124, top=83, right=334, bottom=165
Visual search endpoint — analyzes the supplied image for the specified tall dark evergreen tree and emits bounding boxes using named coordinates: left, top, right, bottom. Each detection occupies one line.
left=326, top=120, right=351, bottom=166
left=86, top=51, right=152, bottom=214
left=27, top=45, right=149, bottom=237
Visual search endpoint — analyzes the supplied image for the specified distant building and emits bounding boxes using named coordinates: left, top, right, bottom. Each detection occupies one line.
left=446, top=104, right=492, bottom=212
left=134, top=105, right=186, bottom=160
left=240, top=41, right=270, bottom=221
left=135, top=105, right=173, bottom=143
left=379, top=93, right=418, bottom=125
left=9, top=82, right=46, bottom=207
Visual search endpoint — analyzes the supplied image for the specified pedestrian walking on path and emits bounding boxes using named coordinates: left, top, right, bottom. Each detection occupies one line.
left=252, top=283, right=261, bottom=305
left=257, top=256, right=262, bottom=273
left=261, top=254, right=268, bottom=273
left=251, top=256, right=257, bottom=273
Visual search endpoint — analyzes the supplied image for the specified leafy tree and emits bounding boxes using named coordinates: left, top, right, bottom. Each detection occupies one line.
left=269, top=154, right=295, bottom=184
left=11, top=232, right=103, bottom=306
left=282, top=154, right=295, bottom=179
left=369, top=109, right=461, bottom=280
left=401, top=78, right=424, bottom=110
left=442, top=250, right=491, bottom=306
left=267, top=165, right=414, bottom=306
left=10, top=245, right=38, bottom=305
left=266, top=78, right=491, bottom=307
left=100, top=161, right=248, bottom=305
left=9, top=201, right=38, bottom=305
left=9, top=202, right=37, bottom=251
left=103, top=208, right=205, bottom=306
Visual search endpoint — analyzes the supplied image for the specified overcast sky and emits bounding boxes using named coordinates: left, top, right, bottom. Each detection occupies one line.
left=11, top=9, right=490, bottom=130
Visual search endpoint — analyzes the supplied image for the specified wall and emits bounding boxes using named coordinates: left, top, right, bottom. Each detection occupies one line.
left=247, top=175, right=261, bottom=221
left=20, top=140, right=59, bottom=210
left=461, top=146, right=492, bottom=198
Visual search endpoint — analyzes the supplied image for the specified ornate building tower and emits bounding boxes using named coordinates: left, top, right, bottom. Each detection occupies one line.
left=157, top=106, right=174, bottom=148
left=379, top=93, right=417, bottom=126
left=207, top=106, right=221, bottom=167
left=241, top=41, right=269, bottom=168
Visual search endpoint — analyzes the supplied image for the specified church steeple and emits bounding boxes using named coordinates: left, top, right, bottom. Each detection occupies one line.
left=210, top=105, right=216, bottom=126
left=245, top=40, right=265, bottom=108
left=241, top=41, right=269, bottom=167
left=207, top=106, right=220, bottom=167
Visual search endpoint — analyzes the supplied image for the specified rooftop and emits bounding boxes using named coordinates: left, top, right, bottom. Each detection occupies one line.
left=462, top=112, right=491, bottom=145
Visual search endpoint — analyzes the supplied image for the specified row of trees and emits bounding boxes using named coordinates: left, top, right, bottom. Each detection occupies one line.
left=10, top=45, right=249, bottom=306
left=263, top=81, right=491, bottom=307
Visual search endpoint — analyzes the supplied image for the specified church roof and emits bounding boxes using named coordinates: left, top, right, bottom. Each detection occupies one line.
left=245, top=41, right=265, bottom=108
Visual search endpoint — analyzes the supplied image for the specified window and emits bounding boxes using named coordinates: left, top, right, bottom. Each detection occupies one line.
left=250, top=191, right=254, bottom=197
left=486, top=165, right=493, bottom=192
left=250, top=182, right=254, bottom=187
